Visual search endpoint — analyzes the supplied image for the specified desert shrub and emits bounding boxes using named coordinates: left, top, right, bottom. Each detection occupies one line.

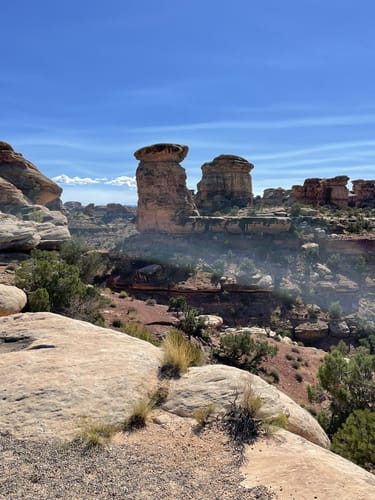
left=216, top=331, right=278, bottom=373
left=295, top=371, right=303, bottom=383
left=291, top=347, right=300, bottom=354
left=28, top=288, right=50, bottom=312
left=285, top=353, right=294, bottom=361
left=112, top=319, right=122, bottom=328
left=220, top=386, right=264, bottom=451
left=60, top=238, right=106, bottom=284
left=15, top=249, right=103, bottom=323
left=120, top=323, right=160, bottom=346
left=291, top=361, right=300, bottom=370
left=75, top=419, right=118, bottom=449
left=331, top=409, right=375, bottom=469
left=239, top=257, right=256, bottom=275
left=160, top=329, right=204, bottom=378
left=347, top=215, right=372, bottom=233
left=119, top=290, right=128, bottom=299
left=149, top=386, right=169, bottom=407
left=123, top=399, right=152, bottom=431
left=179, top=308, right=207, bottom=339
left=168, top=296, right=188, bottom=316
left=193, top=404, right=216, bottom=427
left=145, top=298, right=157, bottom=306
left=267, top=366, right=280, bottom=383
left=290, top=204, right=302, bottom=217
left=274, top=288, right=298, bottom=310
left=328, top=301, right=343, bottom=320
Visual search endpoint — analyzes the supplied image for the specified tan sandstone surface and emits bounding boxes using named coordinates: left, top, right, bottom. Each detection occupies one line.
left=241, top=430, right=375, bottom=500
left=1, top=312, right=374, bottom=499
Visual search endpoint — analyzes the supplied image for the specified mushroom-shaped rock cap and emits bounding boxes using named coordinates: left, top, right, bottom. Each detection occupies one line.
left=134, top=143, right=189, bottom=162
left=212, top=154, right=254, bottom=169
left=0, top=141, right=14, bottom=152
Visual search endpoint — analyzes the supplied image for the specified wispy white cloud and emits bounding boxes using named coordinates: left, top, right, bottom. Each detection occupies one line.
left=105, top=176, right=137, bottom=188
left=52, top=174, right=106, bottom=185
left=127, top=114, right=375, bottom=133
left=53, top=174, right=136, bottom=188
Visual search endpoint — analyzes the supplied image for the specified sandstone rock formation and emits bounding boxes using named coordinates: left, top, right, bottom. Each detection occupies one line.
left=241, top=430, right=375, bottom=500
left=195, top=155, right=254, bottom=214
left=0, top=141, right=62, bottom=208
left=0, top=141, right=70, bottom=250
left=162, top=364, right=330, bottom=448
left=0, top=284, right=27, bottom=316
left=352, top=179, right=375, bottom=208
left=294, top=321, right=329, bottom=342
left=135, top=143, right=199, bottom=232
left=292, top=176, right=349, bottom=208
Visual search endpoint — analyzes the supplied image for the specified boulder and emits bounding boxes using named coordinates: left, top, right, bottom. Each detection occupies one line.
left=0, top=285, right=27, bottom=316
left=135, top=143, right=199, bottom=232
left=162, top=364, right=330, bottom=448
left=241, top=430, right=375, bottom=500
left=329, top=320, right=350, bottom=338
left=198, top=314, right=223, bottom=329
left=195, top=154, right=254, bottom=214
left=0, top=141, right=62, bottom=207
left=0, top=312, right=162, bottom=439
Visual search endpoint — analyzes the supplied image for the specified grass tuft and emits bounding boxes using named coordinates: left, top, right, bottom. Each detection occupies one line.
left=160, top=329, right=204, bottom=378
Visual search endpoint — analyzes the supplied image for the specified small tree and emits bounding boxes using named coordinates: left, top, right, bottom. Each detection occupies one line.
left=331, top=409, right=375, bottom=469
left=308, top=347, right=375, bottom=436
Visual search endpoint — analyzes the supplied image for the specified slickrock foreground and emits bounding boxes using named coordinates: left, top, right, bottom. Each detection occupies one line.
left=1, top=312, right=374, bottom=499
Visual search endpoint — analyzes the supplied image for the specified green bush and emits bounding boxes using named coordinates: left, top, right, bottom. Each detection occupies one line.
left=216, top=331, right=278, bottom=373
left=28, top=288, right=50, bottom=312
left=328, top=301, right=343, bottom=320
left=60, top=238, right=106, bottom=284
left=15, top=249, right=104, bottom=323
left=331, top=409, right=375, bottom=469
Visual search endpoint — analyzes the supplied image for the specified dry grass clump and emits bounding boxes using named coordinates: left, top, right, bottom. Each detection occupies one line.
left=193, top=403, right=216, bottom=427
left=123, top=398, right=153, bottom=431
left=160, top=329, right=205, bottom=378
left=75, top=419, right=119, bottom=449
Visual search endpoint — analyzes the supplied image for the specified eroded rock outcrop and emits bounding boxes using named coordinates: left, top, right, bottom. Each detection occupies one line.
left=195, top=155, right=254, bottom=214
left=0, top=141, right=62, bottom=208
left=351, top=179, right=375, bottom=208
left=135, top=143, right=199, bottom=232
left=292, top=176, right=349, bottom=208
left=0, top=141, right=70, bottom=249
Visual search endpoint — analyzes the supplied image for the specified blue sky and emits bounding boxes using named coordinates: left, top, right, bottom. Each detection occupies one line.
left=1, top=0, right=374, bottom=205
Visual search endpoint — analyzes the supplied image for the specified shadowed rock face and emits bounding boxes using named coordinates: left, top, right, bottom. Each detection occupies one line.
left=195, top=154, right=254, bottom=214
left=135, top=143, right=199, bottom=232
left=0, top=141, right=62, bottom=207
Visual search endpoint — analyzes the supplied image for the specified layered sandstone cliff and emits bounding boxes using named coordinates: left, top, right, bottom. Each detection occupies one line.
left=195, top=154, right=254, bottom=214
left=135, top=143, right=199, bottom=232
left=0, top=141, right=70, bottom=249
left=0, top=141, right=62, bottom=208
left=351, top=179, right=375, bottom=208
